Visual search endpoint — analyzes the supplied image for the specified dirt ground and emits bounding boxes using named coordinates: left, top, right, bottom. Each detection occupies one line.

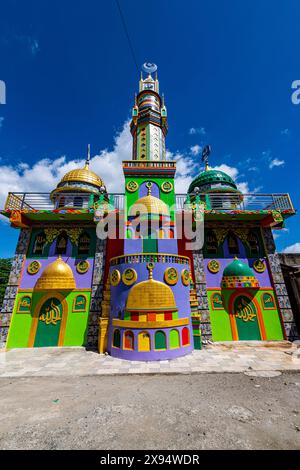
left=0, top=372, right=299, bottom=450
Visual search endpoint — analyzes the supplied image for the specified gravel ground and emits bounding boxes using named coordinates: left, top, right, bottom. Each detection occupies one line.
left=0, top=372, right=299, bottom=450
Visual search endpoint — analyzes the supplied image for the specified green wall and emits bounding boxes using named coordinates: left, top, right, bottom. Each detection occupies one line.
left=208, top=288, right=284, bottom=342
left=6, top=290, right=91, bottom=349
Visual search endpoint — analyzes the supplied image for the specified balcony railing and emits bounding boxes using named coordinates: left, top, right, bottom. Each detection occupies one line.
left=3, top=191, right=295, bottom=213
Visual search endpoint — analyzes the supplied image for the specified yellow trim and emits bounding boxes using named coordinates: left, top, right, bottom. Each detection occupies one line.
left=72, top=294, right=88, bottom=312
left=207, top=287, right=276, bottom=291
left=28, top=292, right=68, bottom=347
left=16, top=295, right=32, bottom=314
left=112, top=318, right=189, bottom=329
left=109, top=252, right=191, bottom=264
left=18, top=288, right=91, bottom=293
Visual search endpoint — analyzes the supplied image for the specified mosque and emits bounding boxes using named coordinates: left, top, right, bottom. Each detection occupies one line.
left=0, top=63, right=298, bottom=360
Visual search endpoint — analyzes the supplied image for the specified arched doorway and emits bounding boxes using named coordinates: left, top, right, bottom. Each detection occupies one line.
left=229, top=293, right=263, bottom=340
left=28, top=294, right=68, bottom=347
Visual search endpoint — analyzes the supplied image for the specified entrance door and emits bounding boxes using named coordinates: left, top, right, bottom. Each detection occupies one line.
left=138, top=331, right=151, bottom=351
left=34, top=297, right=63, bottom=347
left=232, top=295, right=261, bottom=340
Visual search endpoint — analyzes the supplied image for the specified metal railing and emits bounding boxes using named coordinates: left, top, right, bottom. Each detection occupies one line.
left=4, top=191, right=295, bottom=213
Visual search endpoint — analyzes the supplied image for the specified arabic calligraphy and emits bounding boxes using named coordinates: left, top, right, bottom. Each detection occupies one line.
left=39, top=301, right=62, bottom=325
left=235, top=298, right=256, bottom=322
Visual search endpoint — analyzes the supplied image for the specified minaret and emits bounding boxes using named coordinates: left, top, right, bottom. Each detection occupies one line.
left=130, top=63, right=168, bottom=161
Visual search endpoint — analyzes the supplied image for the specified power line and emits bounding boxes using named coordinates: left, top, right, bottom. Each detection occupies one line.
left=115, top=0, right=139, bottom=72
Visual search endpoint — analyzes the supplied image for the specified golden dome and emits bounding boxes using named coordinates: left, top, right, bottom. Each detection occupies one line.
left=60, top=165, right=105, bottom=188
left=129, top=194, right=170, bottom=217
left=35, top=257, right=76, bottom=290
left=126, top=278, right=176, bottom=311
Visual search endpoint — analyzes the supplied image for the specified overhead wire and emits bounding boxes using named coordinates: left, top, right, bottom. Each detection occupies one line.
left=115, top=0, right=139, bottom=72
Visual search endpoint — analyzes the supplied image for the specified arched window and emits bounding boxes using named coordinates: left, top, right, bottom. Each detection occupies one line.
left=262, top=293, right=275, bottom=309
left=228, top=232, right=239, bottom=255
left=32, top=231, right=47, bottom=255
left=155, top=331, right=166, bottom=350
left=169, top=329, right=180, bottom=349
left=248, top=231, right=260, bottom=255
left=138, top=331, right=151, bottom=351
left=113, top=329, right=121, bottom=348
left=78, top=231, right=90, bottom=255
left=182, top=327, right=190, bottom=346
left=206, top=230, right=218, bottom=254
left=124, top=331, right=134, bottom=350
left=55, top=232, right=68, bottom=255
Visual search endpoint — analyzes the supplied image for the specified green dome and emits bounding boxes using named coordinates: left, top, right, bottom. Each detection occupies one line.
left=223, top=259, right=255, bottom=278
left=188, top=169, right=238, bottom=194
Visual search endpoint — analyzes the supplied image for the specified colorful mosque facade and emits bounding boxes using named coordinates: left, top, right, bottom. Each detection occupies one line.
left=0, top=63, right=298, bottom=359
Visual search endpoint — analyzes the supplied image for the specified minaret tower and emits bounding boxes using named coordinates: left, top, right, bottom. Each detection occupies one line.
left=130, top=63, right=167, bottom=161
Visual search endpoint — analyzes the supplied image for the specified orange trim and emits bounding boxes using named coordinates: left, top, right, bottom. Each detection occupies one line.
left=28, top=292, right=68, bottom=347
left=228, top=289, right=266, bottom=341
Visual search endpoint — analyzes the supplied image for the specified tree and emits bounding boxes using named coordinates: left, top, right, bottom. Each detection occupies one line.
left=0, top=259, right=12, bottom=308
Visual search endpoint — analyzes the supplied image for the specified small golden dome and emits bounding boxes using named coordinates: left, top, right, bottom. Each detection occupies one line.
left=126, top=278, right=176, bottom=311
left=129, top=194, right=170, bottom=217
left=35, top=257, right=76, bottom=290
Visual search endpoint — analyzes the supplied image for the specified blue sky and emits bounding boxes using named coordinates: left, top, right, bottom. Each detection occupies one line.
left=0, top=0, right=299, bottom=257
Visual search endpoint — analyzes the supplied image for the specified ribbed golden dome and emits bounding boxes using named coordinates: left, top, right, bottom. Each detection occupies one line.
left=35, top=257, right=76, bottom=290
left=126, top=279, right=176, bottom=311
left=129, top=194, right=170, bottom=217
left=60, top=164, right=104, bottom=188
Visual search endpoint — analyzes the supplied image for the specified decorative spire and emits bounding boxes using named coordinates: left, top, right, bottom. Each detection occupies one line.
left=84, top=144, right=91, bottom=169
left=201, top=145, right=211, bottom=171
left=147, top=262, right=154, bottom=280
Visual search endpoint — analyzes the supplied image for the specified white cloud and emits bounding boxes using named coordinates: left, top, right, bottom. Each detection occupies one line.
left=30, top=39, right=39, bottom=56
left=190, top=144, right=202, bottom=156
left=211, top=164, right=249, bottom=193
left=0, top=117, right=4, bottom=128
left=281, top=128, right=290, bottom=136
left=189, top=127, right=206, bottom=135
left=269, top=158, right=285, bottom=169
left=283, top=243, right=300, bottom=253
left=0, top=121, right=131, bottom=215
left=248, top=166, right=258, bottom=172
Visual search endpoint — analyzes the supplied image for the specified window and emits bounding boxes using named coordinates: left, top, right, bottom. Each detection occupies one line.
left=211, top=293, right=223, bottom=310
left=32, top=231, right=47, bottom=255
left=182, top=327, right=190, bottom=346
left=228, top=233, right=239, bottom=255
left=113, top=329, right=121, bottom=348
left=74, top=196, right=83, bottom=208
left=73, top=295, right=87, bottom=312
left=169, top=329, right=180, bottom=349
left=262, top=293, right=275, bottom=309
left=155, top=331, right=166, bottom=350
left=124, top=331, right=134, bottom=350
left=78, top=232, right=90, bottom=255
left=206, top=230, right=218, bottom=254
left=55, top=232, right=68, bottom=255
left=248, top=231, right=260, bottom=255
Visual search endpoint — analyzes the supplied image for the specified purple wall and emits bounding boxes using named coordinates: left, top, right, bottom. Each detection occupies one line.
left=21, top=256, right=94, bottom=289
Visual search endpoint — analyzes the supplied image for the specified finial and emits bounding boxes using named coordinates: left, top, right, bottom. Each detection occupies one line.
left=147, top=262, right=154, bottom=280
left=85, top=144, right=91, bottom=169
left=201, top=145, right=211, bottom=171
left=145, top=181, right=153, bottom=195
